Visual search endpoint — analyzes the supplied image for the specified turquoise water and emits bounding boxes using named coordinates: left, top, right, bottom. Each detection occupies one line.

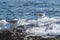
left=0, top=0, right=60, bottom=20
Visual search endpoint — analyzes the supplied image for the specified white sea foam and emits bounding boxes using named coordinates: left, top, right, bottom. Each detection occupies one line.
left=0, top=14, right=60, bottom=37
left=24, top=14, right=60, bottom=37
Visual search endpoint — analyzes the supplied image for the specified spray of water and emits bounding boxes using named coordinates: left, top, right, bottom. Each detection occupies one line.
left=0, top=14, right=60, bottom=37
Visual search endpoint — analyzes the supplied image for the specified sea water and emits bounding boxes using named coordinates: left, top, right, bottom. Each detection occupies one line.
left=0, top=0, right=60, bottom=20
left=0, top=0, right=60, bottom=33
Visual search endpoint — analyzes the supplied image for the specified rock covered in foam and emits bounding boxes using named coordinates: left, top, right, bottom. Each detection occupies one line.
left=26, top=27, right=47, bottom=36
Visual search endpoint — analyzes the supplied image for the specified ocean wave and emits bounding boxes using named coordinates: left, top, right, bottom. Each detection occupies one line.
left=24, top=14, right=60, bottom=36
left=0, top=14, right=60, bottom=35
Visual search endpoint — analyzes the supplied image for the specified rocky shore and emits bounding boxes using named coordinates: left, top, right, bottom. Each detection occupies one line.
left=0, top=31, right=60, bottom=40
left=0, top=25, right=60, bottom=40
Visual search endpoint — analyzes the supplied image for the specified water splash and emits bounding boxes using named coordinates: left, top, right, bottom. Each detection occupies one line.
left=0, top=14, right=60, bottom=37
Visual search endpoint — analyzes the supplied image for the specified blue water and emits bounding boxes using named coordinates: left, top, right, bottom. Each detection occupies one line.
left=0, top=0, right=60, bottom=20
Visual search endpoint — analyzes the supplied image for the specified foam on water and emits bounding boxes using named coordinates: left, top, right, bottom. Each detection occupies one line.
left=24, top=14, right=60, bottom=36
left=0, top=14, right=60, bottom=36
left=0, top=20, right=13, bottom=31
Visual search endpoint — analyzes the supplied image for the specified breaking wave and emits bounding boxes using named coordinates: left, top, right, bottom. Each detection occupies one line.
left=0, top=14, right=60, bottom=34
left=25, top=15, right=60, bottom=37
